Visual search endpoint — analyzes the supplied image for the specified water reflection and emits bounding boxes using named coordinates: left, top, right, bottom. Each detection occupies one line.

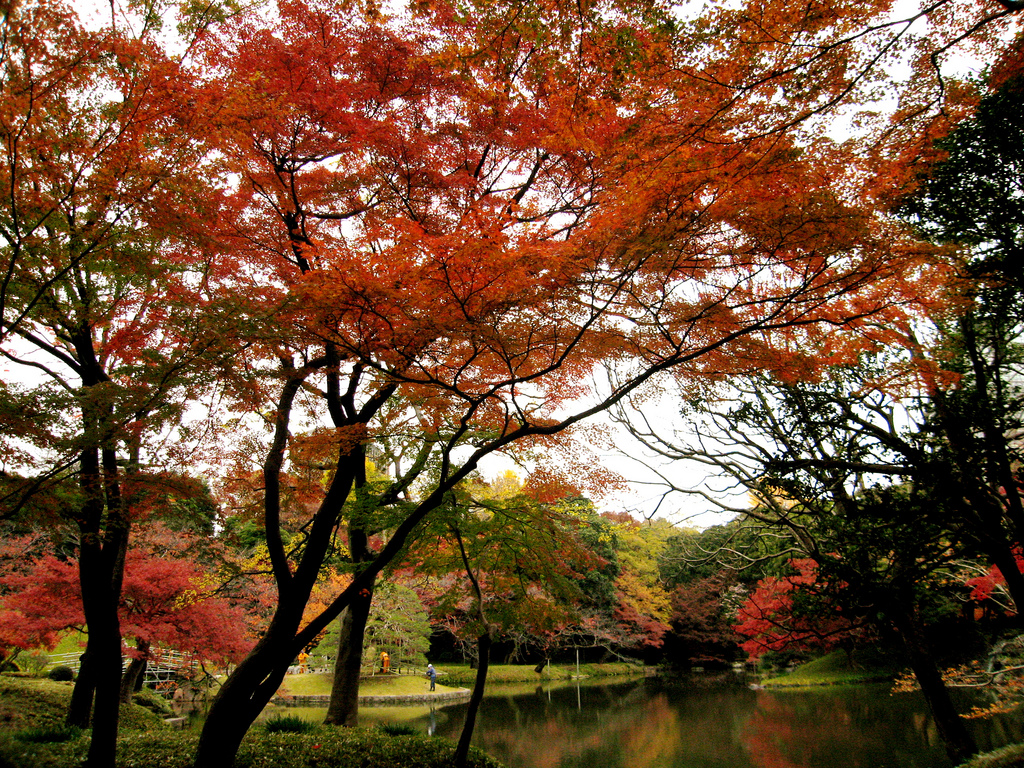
left=423, top=675, right=1024, bottom=768
left=266, top=674, right=1024, bottom=768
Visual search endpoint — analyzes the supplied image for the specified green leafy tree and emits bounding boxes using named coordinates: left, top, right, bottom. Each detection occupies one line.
left=409, top=478, right=605, bottom=768
left=309, top=582, right=430, bottom=674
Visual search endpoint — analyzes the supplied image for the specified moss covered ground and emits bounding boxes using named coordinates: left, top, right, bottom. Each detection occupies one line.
left=956, top=742, right=1024, bottom=768
left=0, top=674, right=503, bottom=768
left=759, top=649, right=901, bottom=687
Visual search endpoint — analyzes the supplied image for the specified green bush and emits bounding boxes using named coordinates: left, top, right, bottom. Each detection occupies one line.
left=262, top=714, right=319, bottom=734
left=133, top=686, right=175, bottom=717
left=758, top=650, right=810, bottom=671
left=113, top=729, right=507, bottom=768
left=378, top=722, right=418, bottom=736
left=46, top=665, right=74, bottom=682
left=18, top=651, right=50, bottom=677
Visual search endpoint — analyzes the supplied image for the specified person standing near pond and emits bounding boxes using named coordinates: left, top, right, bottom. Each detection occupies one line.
left=427, top=663, right=437, bottom=691
left=380, top=651, right=390, bottom=674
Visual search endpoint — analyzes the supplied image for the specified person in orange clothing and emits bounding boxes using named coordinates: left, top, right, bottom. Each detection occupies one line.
left=380, top=650, right=390, bottom=674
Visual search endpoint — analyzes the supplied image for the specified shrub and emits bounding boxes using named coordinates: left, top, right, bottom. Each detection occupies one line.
left=18, top=651, right=50, bottom=677
left=119, top=699, right=172, bottom=732
left=378, top=722, right=418, bottom=736
left=46, top=665, right=74, bottom=682
left=262, top=714, right=318, bottom=734
left=133, top=687, right=175, bottom=717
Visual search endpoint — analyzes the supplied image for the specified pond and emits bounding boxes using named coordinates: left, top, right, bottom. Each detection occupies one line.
left=267, top=673, right=1024, bottom=768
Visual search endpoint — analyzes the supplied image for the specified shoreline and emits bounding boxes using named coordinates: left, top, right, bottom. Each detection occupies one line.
left=273, top=688, right=474, bottom=706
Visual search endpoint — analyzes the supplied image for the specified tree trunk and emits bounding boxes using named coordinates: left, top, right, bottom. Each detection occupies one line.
left=86, top=618, right=124, bottom=768
left=67, top=647, right=96, bottom=729
left=0, top=649, right=22, bottom=676
left=891, top=612, right=977, bottom=764
left=74, top=437, right=130, bottom=768
left=78, top=548, right=127, bottom=768
left=120, top=641, right=150, bottom=704
left=987, top=541, right=1024, bottom=616
left=323, top=578, right=375, bottom=726
left=193, top=629, right=295, bottom=768
left=454, top=630, right=492, bottom=768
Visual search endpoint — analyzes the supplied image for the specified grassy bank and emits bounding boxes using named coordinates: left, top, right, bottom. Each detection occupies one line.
left=278, top=673, right=465, bottom=697
left=433, top=662, right=645, bottom=687
left=276, top=662, right=647, bottom=697
left=760, top=649, right=900, bottom=688
left=0, top=675, right=503, bottom=768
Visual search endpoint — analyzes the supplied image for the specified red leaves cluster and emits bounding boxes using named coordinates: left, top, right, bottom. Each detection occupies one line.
left=0, top=551, right=251, bottom=666
left=734, top=559, right=864, bottom=659
left=965, top=549, right=1024, bottom=611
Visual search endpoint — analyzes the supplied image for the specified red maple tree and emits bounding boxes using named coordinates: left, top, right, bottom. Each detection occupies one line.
left=734, top=559, right=868, bottom=660
left=0, top=549, right=251, bottom=695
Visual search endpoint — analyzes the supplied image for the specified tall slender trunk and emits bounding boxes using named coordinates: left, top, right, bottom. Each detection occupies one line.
left=891, top=611, right=977, bottom=764
left=85, top=605, right=125, bottom=768
left=455, top=630, right=492, bottom=768
left=323, top=578, right=375, bottom=726
left=452, top=525, right=492, bottom=768
left=67, top=394, right=130, bottom=766
left=194, top=360, right=368, bottom=767
left=77, top=528, right=129, bottom=768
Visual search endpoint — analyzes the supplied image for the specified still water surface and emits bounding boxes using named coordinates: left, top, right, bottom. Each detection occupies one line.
left=279, top=674, right=1024, bottom=768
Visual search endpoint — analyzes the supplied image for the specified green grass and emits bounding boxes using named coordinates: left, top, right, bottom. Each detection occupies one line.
left=110, top=729, right=505, bottom=768
left=12, top=725, right=83, bottom=744
left=262, top=714, right=320, bottom=733
left=49, top=631, right=87, bottom=659
left=761, top=649, right=901, bottom=688
left=278, top=673, right=464, bottom=697
left=0, top=675, right=168, bottom=768
left=0, top=676, right=82, bottom=732
left=0, top=675, right=167, bottom=734
left=0, top=726, right=506, bottom=768
left=275, top=662, right=643, bottom=696
left=435, top=662, right=644, bottom=686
